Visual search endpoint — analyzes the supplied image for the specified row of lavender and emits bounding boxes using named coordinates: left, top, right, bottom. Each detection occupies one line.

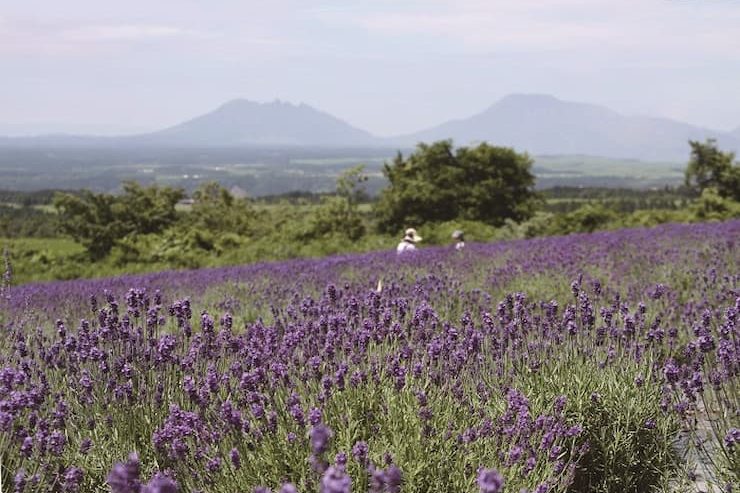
left=1, top=221, right=738, bottom=492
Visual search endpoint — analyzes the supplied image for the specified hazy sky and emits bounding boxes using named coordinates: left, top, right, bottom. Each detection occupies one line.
left=1, top=0, right=739, bottom=136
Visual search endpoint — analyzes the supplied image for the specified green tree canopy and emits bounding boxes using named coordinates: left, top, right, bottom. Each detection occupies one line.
left=374, top=140, right=538, bottom=233
left=186, top=182, right=255, bottom=235
left=308, top=165, right=368, bottom=240
left=685, top=139, right=740, bottom=201
left=54, top=182, right=184, bottom=259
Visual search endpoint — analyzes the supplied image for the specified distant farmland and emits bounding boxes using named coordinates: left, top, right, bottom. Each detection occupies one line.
left=0, top=146, right=684, bottom=194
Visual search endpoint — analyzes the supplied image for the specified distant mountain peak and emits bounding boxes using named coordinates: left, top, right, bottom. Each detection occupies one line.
left=1, top=94, right=738, bottom=161
left=149, top=97, right=376, bottom=147
left=488, top=93, right=616, bottom=115
left=401, top=93, right=738, bottom=161
left=499, top=93, right=561, bottom=103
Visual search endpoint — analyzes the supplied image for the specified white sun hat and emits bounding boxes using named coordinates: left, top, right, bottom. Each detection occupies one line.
left=404, top=228, right=422, bottom=243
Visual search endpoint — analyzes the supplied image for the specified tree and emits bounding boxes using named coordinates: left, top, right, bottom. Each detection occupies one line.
left=685, top=139, right=740, bottom=201
left=54, top=182, right=184, bottom=259
left=308, top=165, right=368, bottom=240
left=186, top=182, right=255, bottom=235
left=115, top=181, right=185, bottom=235
left=374, top=140, right=538, bottom=233
left=54, top=191, right=123, bottom=259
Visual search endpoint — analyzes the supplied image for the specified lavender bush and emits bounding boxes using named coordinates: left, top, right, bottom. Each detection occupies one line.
left=0, top=221, right=737, bottom=492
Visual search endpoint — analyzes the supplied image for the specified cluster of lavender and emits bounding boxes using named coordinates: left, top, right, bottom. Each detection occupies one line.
left=0, top=220, right=738, bottom=492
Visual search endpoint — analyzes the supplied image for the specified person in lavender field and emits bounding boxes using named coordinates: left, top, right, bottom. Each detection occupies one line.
left=396, top=228, right=422, bottom=254
left=452, top=230, right=465, bottom=250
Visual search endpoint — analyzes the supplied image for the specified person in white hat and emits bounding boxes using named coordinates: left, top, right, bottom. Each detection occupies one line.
left=397, top=228, right=422, bottom=254
left=452, top=230, right=465, bottom=250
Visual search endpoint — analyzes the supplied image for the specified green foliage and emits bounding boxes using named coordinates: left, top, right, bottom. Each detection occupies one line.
left=685, top=139, right=740, bottom=200
left=375, top=140, right=538, bottom=232
left=115, top=181, right=185, bottom=235
left=689, top=187, right=740, bottom=221
left=306, top=166, right=368, bottom=241
left=415, top=219, right=498, bottom=245
left=551, top=204, right=617, bottom=234
left=520, top=354, right=680, bottom=492
left=53, top=190, right=122, bottom=259
left=53, top=182, right=183, bottom=259
left=186, top=182, right=254, bottom=235
left=0, top=238, right=86, bottom=284
left=0, top=205, right=58, bottom=237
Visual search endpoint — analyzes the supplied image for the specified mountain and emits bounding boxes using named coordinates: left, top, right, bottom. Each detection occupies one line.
left=1, top=95, right=738, bottom=161
left=0, top=100, right=379, bottom=148
left=395, top=94, right=740, bottom=161
left=133, top=99, right=377, bottom=147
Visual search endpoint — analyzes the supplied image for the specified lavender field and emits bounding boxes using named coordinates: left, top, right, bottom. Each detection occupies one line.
left=1, top=221, right=738, bottom=493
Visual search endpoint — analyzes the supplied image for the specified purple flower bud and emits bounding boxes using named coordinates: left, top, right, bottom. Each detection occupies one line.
left=142, top=474, right=178, bottom=493
left=385, top=465, right=403, bottom=493
left=107, top=453, right=141, bottom=493
left=477, top=468, right=504, bottom=493
left=310, top=424, right=333, bottom=455
left=320, top=466, right=351, bottom=493
left=230, top=448, right=241, bottom=469
left=724, top=428, right=739, bottom=450
left=351, top=441, right=369, bottom=465
left=62, top=467, right=84, bottom=492
left=80, top=438, right=93, bottom=454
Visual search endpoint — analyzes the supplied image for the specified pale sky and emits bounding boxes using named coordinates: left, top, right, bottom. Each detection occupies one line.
left=1, top=0, right=739, bottom=136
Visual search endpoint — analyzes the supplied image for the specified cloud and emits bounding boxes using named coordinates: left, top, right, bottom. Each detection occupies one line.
left=312, top=0, right=740, bottom=56
left=61, top=24, right=200, bottom=42
left=0, top=17, right=214, bottom=57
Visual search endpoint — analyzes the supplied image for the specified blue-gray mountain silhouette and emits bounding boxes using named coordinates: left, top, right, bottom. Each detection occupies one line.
left=142, top=99, right=377, bottom=147
left=1, top=94, right=738, bottom=161
left=395, top=94, right=738, bottom=161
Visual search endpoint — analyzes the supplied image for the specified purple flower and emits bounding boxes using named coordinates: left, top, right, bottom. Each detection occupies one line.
left=663, top=360, right=680, bottom=384
left=351, top=441, right=369, bottom=465
left=477, top=468, right=504, bottom=493
left=309, top=407, right=322, bottom=426
left=279, top=484, right=298, bottom=493
left=725, top=428, right=739, bottom=450
left=320, top=466, right=351, bottom=493
left=80, top=438, right=93, bottom=454
left=310, top=424, right=333, bottom=455
left=107, top=453, right=141, bottom=493
left=230, top=448, right=241, bottom=469
left=508, top=445, right=523, bottom=464
left=20, top=436, right=33, bottom=458
left=48, top=429, right=67, bottom=455
left=14, top=469, right=27, bottom=493
left=142, top=474, right=178, bottom=493
left=385, top=465, right=403, bottom=493
left=565, top=425, right=583, bottom=437
left=62, top=467, right=84, bottom=492
left=206, top=457, right=222, bottom=473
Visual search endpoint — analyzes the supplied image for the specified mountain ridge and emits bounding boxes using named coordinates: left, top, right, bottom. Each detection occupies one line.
left=1, top=94, right=738, bottom=161
left=393, top=94, right=737, bottom=161
left=141, top=99, right=377, bottom=147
